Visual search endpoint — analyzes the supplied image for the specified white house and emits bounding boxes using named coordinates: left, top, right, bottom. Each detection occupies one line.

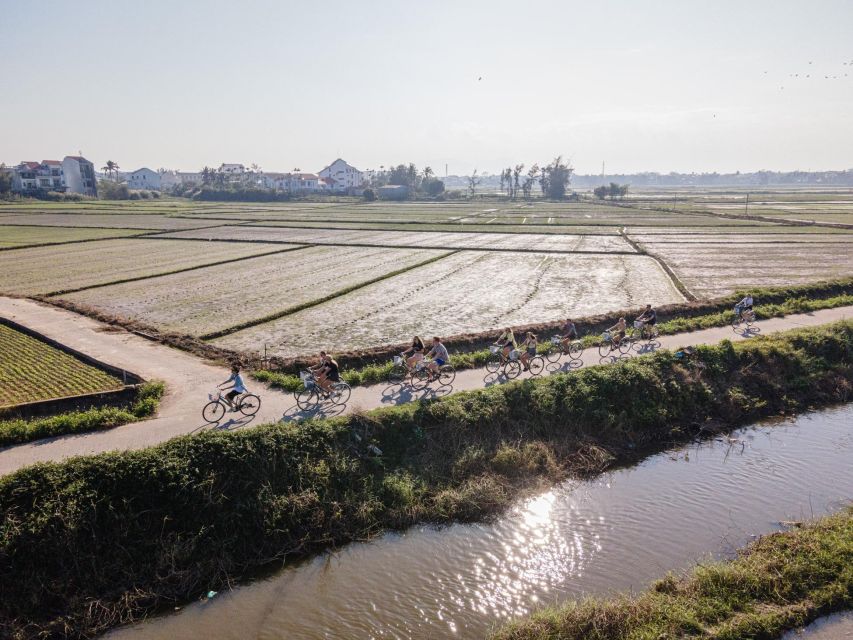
left=61, top=156, right=98, bottom=197
left=219, top=163, right=245, bottom=175
left=262, top=172, right=322, bottom=192
left=318, top=158, right=365, bottom=192
left=127, top=168, right=161, bottom=191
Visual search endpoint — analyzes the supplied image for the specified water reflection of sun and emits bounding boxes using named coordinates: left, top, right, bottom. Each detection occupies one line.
left=450, top=490, right=601, bottom=624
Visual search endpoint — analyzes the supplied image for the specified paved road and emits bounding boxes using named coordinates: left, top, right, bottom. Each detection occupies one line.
left=0, top=296, right=850, bottom=476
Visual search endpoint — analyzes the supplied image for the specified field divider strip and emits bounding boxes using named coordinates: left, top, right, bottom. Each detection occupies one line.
left=43, top=245, right=312, bottom=297
left=199, top=250, right=460, bottom=341
left=0, top=233, right=152, bottom=253
left=143, top=234, right=637, bottom=255
left=620, top=227, right=697, bottom=301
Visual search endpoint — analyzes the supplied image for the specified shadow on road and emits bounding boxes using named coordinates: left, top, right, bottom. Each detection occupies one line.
left=546, top=358, right=584, bottom=374
left=380, top=381, right=453, bottom=404
left=733, top=326, right=762, bottom=338
left=192, top=413, right=258, bottom=433
left=280, top=402, right=346, bottom=423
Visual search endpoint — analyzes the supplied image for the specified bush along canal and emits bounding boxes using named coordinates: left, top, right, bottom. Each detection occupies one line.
left=1, top=321, right=852, bottom=638
left=105, top=404, right=853, bottom=640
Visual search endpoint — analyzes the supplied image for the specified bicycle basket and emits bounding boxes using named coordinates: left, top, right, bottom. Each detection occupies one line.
left=633, top=320, right=644, bottom=329
left=393, top=355, right=403, bottom=365
left=489, top=345, right=500, bottom=354
left=509, top=349, right=520, bottom=361
left=602, top=331, right=611, bottom=341
left=208, top=390, right=220, bottom=401
left=550, top=336, right=561, bottom=344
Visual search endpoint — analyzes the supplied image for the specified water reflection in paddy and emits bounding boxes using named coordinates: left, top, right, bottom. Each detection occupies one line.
left=110, top=405, right=853, bottom=640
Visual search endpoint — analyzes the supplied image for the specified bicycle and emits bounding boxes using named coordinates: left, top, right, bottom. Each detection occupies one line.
left=202, top=389, right=261, bottom=423
left=294, top=370, right=352, bottom=410
left=388, top=353, right=419, bottom=384
left=486, top=345, right=523, bottom=379
left=598, top=330, right=632, bottom=358
left=631, top=320, right=661, bottom=350
left=544, top=335, right=584, bottom=363
left=410, top=358, right=456, bottom=390
left=731, top=308, right=756, bottom=331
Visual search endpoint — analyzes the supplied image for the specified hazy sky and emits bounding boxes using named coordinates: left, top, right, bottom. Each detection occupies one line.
left=2, top=0, right=852, bottom=175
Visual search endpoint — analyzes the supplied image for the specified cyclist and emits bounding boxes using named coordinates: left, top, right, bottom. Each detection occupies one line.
left=426, top=336, right=449, bottom=378
left=734, top=294, right=754, bottom=319
left=607, top=317, right=627, bottom=347
left=519, top=332, right=538, bottom=371
left=559, top=318, right=578, bottom=349
left=635, top=304, right=657, bottom=339
left=315, top=353, right=341, bottom=394
left=495, top=327, right=517, bottom=361
left=218, top=364, right=247, bottom=412
left=400, top=335, right=425, bottom=370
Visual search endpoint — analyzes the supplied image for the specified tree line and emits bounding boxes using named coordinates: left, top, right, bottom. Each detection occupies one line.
left=497, top=156, right=574, bottom=200
left=593, top=182, right=630, bottom=200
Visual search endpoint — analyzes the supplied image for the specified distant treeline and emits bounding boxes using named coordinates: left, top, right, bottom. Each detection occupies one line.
left=444, top=169, right=853, bottom=190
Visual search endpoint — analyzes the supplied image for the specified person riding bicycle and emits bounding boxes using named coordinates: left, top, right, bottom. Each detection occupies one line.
left=734, top=294, right=754, bottom=319
left=559, top=318, right=578, bottom=349
left=426, top=336, right=449, bottom=378
left=400, top=335, right=425, bottom=369
left=315, top=354, right=341, bottom=394
left=608, top=317, right=627, bottom=346
left=635, top=304, right=657, bottom=339
left=495, top=327, right=517, bottom=361
left=218, top=364, right=247, bottom=412
left=519, top=332, right=538, bottom=371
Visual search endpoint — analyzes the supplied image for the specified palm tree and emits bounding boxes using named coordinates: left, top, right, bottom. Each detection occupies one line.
left=101, top=160, right=118, bottom=180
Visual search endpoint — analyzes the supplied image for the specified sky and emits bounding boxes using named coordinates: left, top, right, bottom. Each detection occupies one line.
left=2, top=0, right=852, bottom=175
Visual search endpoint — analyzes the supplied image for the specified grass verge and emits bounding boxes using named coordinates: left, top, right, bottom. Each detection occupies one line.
left=0, top=381, right=164, bottom=448
left=252, top=288, right=853, bottom=393
left=0, top=321, right=851, bottom=638
left=491, top=507, right=853, bottom=640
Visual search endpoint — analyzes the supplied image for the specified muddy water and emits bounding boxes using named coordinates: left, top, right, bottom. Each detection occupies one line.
left=110, top=405, right=853, bottom=640
left=782, top=612, right=853, bottom=639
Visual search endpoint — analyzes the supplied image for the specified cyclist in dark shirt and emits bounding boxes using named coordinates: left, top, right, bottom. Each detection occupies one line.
left=401, top=335, right=425, bottom=369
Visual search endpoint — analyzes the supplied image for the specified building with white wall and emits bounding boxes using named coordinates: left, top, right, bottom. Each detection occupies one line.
left=219, top=163, right=245, bottom=175
left=62, top=156, right=98, bottom=196
left=318, top=158, right=365, bottom=192
left=127, top=168, right=161, bottom=191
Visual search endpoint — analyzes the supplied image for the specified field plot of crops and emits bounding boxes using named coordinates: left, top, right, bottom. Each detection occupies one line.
left=0, top=225, right=143, bottom=247
left=214, top=251, right=683, bottom=358
left=226, top=220, right=624, bottom=235
left=159, top=225, right=635, bottom=252
left=0, top=213, right=223, bottom=230
left=631, top=232, right=853, bottom=244
left=61, top=246, right=448, bottom=336
left=0, top=238, right=290, bottom=295
left=626, top=224, right=851, bottom=235
left=0, top=323, right=123, bottom=407
left=639, top=239, right=853, bottom=298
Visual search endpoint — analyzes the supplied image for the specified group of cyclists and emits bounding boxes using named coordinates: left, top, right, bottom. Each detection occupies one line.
left=212, top=294, right=757, bottom=412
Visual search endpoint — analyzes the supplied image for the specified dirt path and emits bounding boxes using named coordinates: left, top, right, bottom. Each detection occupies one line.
left=0, top=296, right=850, bottom=476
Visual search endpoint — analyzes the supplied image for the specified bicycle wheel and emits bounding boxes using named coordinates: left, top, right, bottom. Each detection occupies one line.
left=411, top=368, right=431, bottom=390
left=598, top=342, right=613, bottom=358
left=486, top=353, right=502, bottom=374
left=388, top=363, right=407, bottom=384
left=528, top=356, right=545, bottom=376
left=438, top=364, right=456, bottom=386
left=545, top=344, right=562, bottom=363
left=568, top=341, right=584, bottom=360
left=239, top=393, right=261, bottom=416
left=505, top=360, right=522, bottom=379
left=330, top=382, right=351, bottom=405
left=618, top=337, right=634, bottom=355
left=296, top=388, right=318, bottom=411
left=202, top=401, right=225, bottom=423
left=731, top=316, right=742, bottom=330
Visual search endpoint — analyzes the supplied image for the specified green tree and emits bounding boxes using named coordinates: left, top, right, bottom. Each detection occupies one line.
left=608, top=181, right=621, bottom=200
left=423, top=178, right=445, bottom=196
left=542, top=156, right=573, bottom=199
left=101, top=160, right=119, bottom=180
left=467, top=169, right=481, bottom=197
left=0, top=165, right=12, bottom=195
left=512, top=164, right=524, bottom=200
left=593, top=185, right=608, bottom=199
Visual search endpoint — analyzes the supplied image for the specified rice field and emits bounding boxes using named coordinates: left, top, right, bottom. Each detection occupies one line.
left=0, top=323, right=123, bottom=407
left=213, top=251, right=684, bottom=357
left=158, top=226, right=635, bottom=252
left=0, top=225, right=143, bottom=247
left=2, top=193, right=851, bottom=359
left=60, top=246, right=448, bottom=336
left=0, top=238, right=291, bottom=295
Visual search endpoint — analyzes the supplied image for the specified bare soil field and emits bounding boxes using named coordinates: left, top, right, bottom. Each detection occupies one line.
left=60, top=246, right=448, bottom=336
left=213, top=251, right=683, bottom=358
left=0, top=213, right=223, bottom=230
left=157, top=225, right=635, bottom=252
left=639, top=240, right=853, bottom=298
left=0, top=238, right=289, bottom=295
left=0, top=225, right=143, bottom=247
